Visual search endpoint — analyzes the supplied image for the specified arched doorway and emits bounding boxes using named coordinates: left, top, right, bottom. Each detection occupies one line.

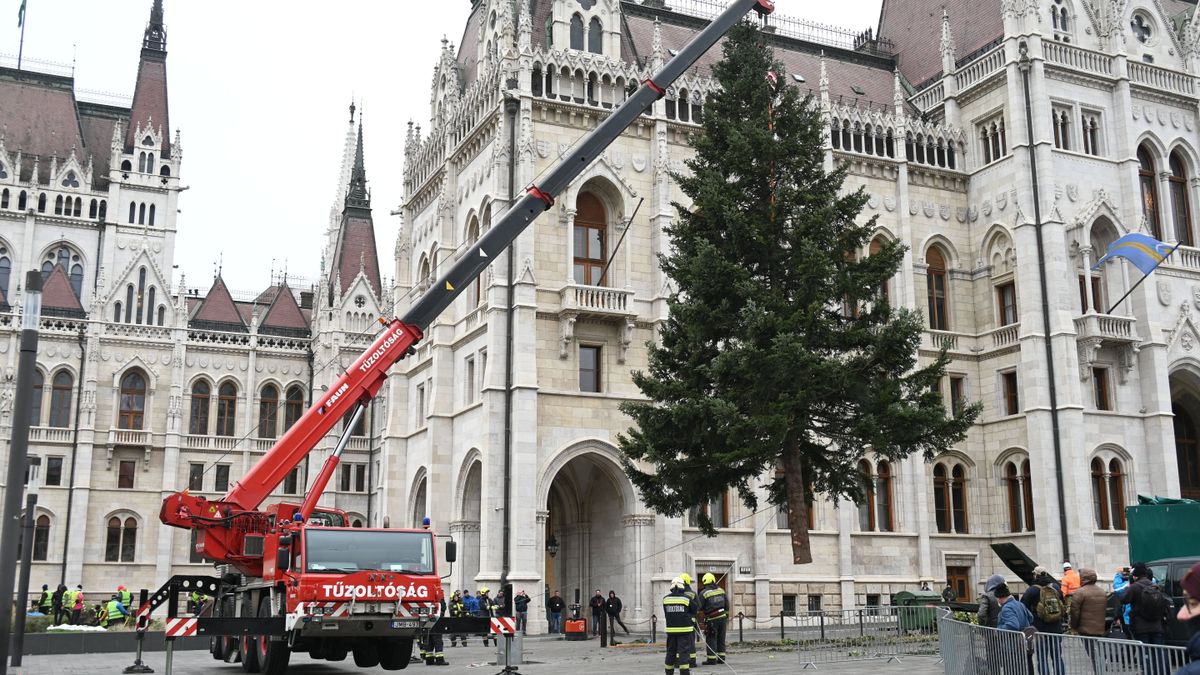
left=544, top=450, right=634, bottom=613
left=1170, top=371, right=1200, bottom=500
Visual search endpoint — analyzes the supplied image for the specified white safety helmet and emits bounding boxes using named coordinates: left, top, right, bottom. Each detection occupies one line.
left=671, top=577, right=685, bottom=589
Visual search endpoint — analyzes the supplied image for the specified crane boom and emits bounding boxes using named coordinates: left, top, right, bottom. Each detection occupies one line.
left=161, top=0, right=774, bottom=571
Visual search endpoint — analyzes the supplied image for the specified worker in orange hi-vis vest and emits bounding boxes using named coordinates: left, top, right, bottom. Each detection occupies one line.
left=1061, top=562, right=1082, bottom=596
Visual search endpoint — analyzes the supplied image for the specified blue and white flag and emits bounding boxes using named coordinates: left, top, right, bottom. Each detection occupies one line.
left=1091, top=233, right=1179, bottom=276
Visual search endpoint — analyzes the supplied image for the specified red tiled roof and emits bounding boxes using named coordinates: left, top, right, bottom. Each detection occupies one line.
left=0, top=71, right=86, bottom=183
left=78, top=104, right=125, bottom=190
left=878, top=0, right=1002, bottom=86
left=41, top=265, right=84, bottom=312
left=261, top=283, right=310, bottom=330
left=255, top=285, right=281, bottom=305
left=125, top=52, right=171, bottom=158
left=191, top=276, right=245, bottom=327
left=457, top=5, right=484, bottom=89
left=330, top=211, right=382, bottom=300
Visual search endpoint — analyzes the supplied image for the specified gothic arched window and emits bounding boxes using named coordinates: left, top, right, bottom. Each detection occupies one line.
left=189, top=380, right=210, bottom=435
left=926, top=246, right=949, bottom=330
left=573, top=193, right=607, bottom=286
left=284, top=385, right=305, bottom=432
left=32, top=515, right=49, bottom=561
left=934, top=461, right=969, bottom=533
left=1139, top=146, right=1162, bottom=239
left=259, top=385, right=279, bottom=439
left=30, top=370, right=43, bottom=426
left=1169, top=151, right=1192, bottom=246
left=570, top=14, right=585, bottom=50
left=48, top=370, right=73, bottom=428
left=119, top=370, right=147, bottom=430
left=105, top=516, right=138, bottom=562
left=588, top=17, right=603, bottom=54
left=216, top=381, right=238, bottom=437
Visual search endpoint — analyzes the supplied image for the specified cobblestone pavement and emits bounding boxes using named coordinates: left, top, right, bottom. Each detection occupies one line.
left=11, top=635, right=943, bottom=674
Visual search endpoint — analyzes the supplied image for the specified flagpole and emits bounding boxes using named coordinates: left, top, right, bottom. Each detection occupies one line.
left=1103, top=243, right=1180, bottom=315
left=16, top=2, right=26, bottom=71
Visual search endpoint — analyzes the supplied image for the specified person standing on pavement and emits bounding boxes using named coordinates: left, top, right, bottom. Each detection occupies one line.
left=1123, top=562, right=1172, bottom=675
left=1020, top=567, right=1065, bottom=675
left=942, top=582, right=958, bottom=603
left=38, top=584, right=52, bottom=614
left=1067, top=568, right=1108, bottom=672
left=996, top=584, right=1035, bottom=675
left=589, top=589, right=606, bottom=636
left=1060, top=562, right=1081, bottom=597
left=478, top=588, right=496, bottom=647
left=663, top=578, right=696, bottom=675
left=52, top=584, right=66, bottom=625
left=976, top=574, right=1006, bottom=673
left=70, top=585, right=84, bottom=625
left=1172, top=562, right=1200, bottom=675
left=680, top=574, right=701, bottom=668
left=514, top=590, right=530, bottom=634
left=548, top=590, right=566, bottom=634
left=606, top=590, right=630, bottom=637
left=449, top=591, right=467, bottom=647
left=700, top=574, right=728, bottom=665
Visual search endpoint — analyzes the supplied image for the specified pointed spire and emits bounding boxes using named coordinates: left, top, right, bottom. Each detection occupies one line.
left=652, top=18, right=665, bottom=69
left=818, top=52, right=829, bottom=94
left=144, top=0, right=167, bottom=52
left=893, top=68, right=906, bottom=114
left=346, top=119, right=370, bottom=210
left=940, top=10, right=957, bottom=73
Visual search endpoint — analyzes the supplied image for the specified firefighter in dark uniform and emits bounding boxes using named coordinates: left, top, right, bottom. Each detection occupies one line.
left=478, top=587, right=495, bottom=647
left=679, top=573, right=700, bottom=667
left=700, top=573, right=728, bottom=665
left=422, top=597, right=448, bottom=666
left=664, top=578, right=696, bottom=675
left=448, top=590, right=467, bottom=647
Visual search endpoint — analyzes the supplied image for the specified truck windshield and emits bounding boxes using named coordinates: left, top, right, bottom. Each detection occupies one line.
left=304, top=529, right=434, bottom=575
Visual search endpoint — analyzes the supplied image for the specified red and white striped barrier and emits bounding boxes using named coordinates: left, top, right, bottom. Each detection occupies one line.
left=394, top=601, right=439, bottom=618
left=164, top=617, right=198, bottom=638
left=490, top=617, right=517, bottom=635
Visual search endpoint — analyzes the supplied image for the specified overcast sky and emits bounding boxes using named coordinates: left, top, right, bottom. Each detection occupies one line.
left=10, top=0, right=882, bottom=295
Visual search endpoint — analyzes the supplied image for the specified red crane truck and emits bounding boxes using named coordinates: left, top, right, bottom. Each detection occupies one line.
left=143, top=1, right=775, bottom=672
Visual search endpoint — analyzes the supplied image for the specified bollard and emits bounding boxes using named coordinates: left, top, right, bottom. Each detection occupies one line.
left=124, top=589, right=154, bottom=673
left=819, top=611, right=826, bottom=641
left=779, top=610, right=785, bottom=641
left=651, top=614, right=657, bottom=644
left=164, top=639, right=174, bottom=675
left=859, top=608, right=865, bottom=637
left=737, top=611, right=744, bottom=644
left=599, top=608, right=608, bottom=648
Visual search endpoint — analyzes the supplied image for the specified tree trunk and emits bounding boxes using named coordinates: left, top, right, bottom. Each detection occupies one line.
left=781, top=438, right=813, bottom=564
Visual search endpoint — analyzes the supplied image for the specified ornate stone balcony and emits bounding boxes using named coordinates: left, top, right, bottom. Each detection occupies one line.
left=1074, top=312, right=1139, bottom=382
left=557, top=283, right=637, bottom=362
left=109, top=428, right=151, bottom=446
left=29, top=426, right=73, bottom=444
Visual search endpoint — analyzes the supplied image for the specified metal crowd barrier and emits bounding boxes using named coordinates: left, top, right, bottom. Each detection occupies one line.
left=794, top=606, right=941, bottom=667
left=937, top=612, right=1192, bottom=675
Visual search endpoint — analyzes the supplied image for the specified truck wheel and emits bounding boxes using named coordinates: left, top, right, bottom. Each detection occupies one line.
left=353, top=641, right=381, bottom=668
left=221, top=636, right=240, bottom=663
left=239, top=633, right=261, bottom=673
left=378, top=638, right=413, bottom=671
left=256, top=597, right=291, bottom=675
left=324, top=643, right=348, bottom=662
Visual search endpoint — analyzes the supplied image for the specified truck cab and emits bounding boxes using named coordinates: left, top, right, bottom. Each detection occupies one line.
left=1145, top=557, right=1200, bottom=645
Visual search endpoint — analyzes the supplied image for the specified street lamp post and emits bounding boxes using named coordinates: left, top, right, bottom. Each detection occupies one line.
left=12, top=455, right=42, bottom=667
left=0, top=270, right=44, bottom=674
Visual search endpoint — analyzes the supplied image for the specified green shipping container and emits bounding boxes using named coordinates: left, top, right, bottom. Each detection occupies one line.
left=1125, top=503, right=1200, bottom=563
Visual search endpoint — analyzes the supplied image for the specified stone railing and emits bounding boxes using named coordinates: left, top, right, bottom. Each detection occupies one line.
left=29, top=426, right=73, bottom=443
left=925, top=329, right=961, bottom=351
left=560, top=283, right=635, bottom=317
left=1129, top=62, right=1195, bottom=96
left=105, top=323, right=171, bottom=341
left=986, top=323, right=1020, bottom=348
left=1074, top=313, right=1138, bottom=343
left=109, top=429, right=151, bottom=446
left=1043, top=42, right=1113, bottom=77
left=956, top=46, right=1005, bottom=91
left=182, top=434, right=243, bottom=451
left=910, top=81, right=944, bottom=112
left=1168, top=244, right=1200, bottom=270
left=347, top=437, right=370, bottom=452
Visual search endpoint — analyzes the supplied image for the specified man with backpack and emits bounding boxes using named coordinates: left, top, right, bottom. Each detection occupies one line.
left=1021, top=567, right=1065, bottom=675
left=1123, top=563, right=1171, bottom=674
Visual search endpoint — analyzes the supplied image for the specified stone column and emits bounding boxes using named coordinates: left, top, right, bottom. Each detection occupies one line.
left=450, top=519, right=481, bottom=590
left=622, top=514, right=654, bottom=622
left=1079, top=246, right=1095, bottom=312
left=563, top=207, right=577, bottom=284
left=837, top=498, right=855, bottom=610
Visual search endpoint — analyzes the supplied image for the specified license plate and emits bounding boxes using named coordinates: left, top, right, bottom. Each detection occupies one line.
left=390, top=620, right=419, bottom=630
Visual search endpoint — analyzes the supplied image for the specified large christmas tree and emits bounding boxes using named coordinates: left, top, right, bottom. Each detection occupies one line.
left=618, top=22, right=979, bottom=564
